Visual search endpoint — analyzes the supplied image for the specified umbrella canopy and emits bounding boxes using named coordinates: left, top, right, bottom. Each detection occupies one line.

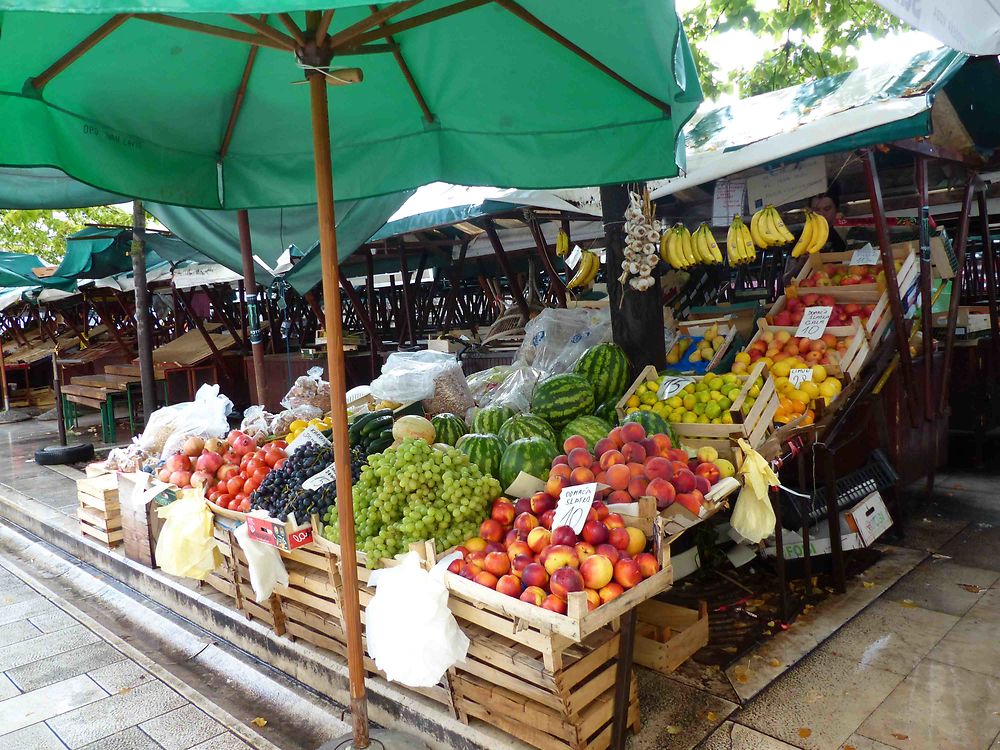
left=874, top=1, right=1000, bottom=55
left=0, top=251, right=48, bottom=288
left=0, top=2, right=702, bottom=209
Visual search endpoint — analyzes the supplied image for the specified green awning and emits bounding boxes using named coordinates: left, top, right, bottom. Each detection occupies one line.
left=0, top=167, right=126, bottom=209
left=0, top=251, right=47, bottom=288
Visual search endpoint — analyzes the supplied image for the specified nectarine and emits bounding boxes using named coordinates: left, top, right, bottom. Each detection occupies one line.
left=580, top=554, right=614, bottom=589
left=520, top=586, right=546, bottom=606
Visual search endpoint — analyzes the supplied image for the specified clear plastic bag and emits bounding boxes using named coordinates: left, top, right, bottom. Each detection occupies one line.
left=138, top=384, right=233, bottom=456
left=154, top=495, right=222, bottom=581
left=240, top=405, right=274, bottom=445
left=370, top=350, right=458, bottom=404
left=280, top=366, right=330, bottom=412
left=482, top=364, right=544, bottom=414
left=466, top=365, right=514, bottom=406
left=516, top=308, right=612, bottom=376
left=365, top=552, right=469, bottom=688
left=422, top=361, right=475, bottom=416
left=234, top=515, right=289, bottom=602
left=268, top=405, right=323, bottom=437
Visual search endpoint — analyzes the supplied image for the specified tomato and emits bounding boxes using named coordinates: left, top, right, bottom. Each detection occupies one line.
left=234, top=492, right=246, bottom=502
left=217, top=494, right=233, bottom=508
left=243, top=477, right=258, bottom=495
left=238, top=499, right=251, bottom=512
left=240, top=453, right=253, bottom=470
left=264, top=450, right=284, bottom=467
left=214, top=480, right=227, bottom=494
left=207, top=490, right=220, bottom=502
left=226, top=475, right=245, bottom=496
left=255, top=449, right=267, bottom=461
left=252, top=466, right=269, bottom=482
left=271, top=439, right=288, bottom=450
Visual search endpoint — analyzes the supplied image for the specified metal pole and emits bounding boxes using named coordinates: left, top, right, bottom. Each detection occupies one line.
left=237, top=209, right=269, bottom=406
left=915, top=156, right=934, bottom=421
left=939, top=176, right=977, bottom=415
left=0, top=335, right=8, bottom=412
left=976, top=190, right=1000, bottom=369
left=306, top=51, right=370, bottom=749
left=131, top=200, right=157, bottom=424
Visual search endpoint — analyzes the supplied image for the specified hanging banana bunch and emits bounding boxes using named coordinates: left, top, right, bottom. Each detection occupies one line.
left=566, top=249, right=601, bottom=289
left=726, top=215, right=757, bottom=266
left=619, top=190, right=661, bottom=292
left=750, top=204, right=796, bottom=248
left=693, top=223, right=724, bottom=265
left=555, top=228, right=570, bottom=258
left=790, top=209, right=830, bottom=257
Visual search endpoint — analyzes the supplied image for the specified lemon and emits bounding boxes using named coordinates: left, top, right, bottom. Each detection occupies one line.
left=811, top=365, right=828, bottom=383
left=707, top=376, right=724, bottom=391
left=709, top=390, right=723, bottom=401
left=625, top=406, right=638, bottom=415
left=705, top=401, right=722, bottom=419
left=697, top=391, right=711, bottom=404
left=734, top=352, right=751, bottom=364
left=682, top=411, right=698, bottom=423
left=697, top=414, right=710, bottom=423
left=718, top=396, right=732, bottom=411
left=683, top=383, right=696, bottom=394
left=775, top=375, right=790, bottom=391
left=683, top=394, right=696, bottom=410
left=711, top=417, right=722, bottom=424
left=640, top=392, right=657, bottom=405
left=289, top=419, right=309, bottom=433
left=722, top=412, right=734, bottom=424
left=800, top=381, right=820, bottom=399
left=789, top=389, right=811, bottom=405
left=639, top=404, right=652, bottom=411
left=627, top=395, right=640, bottom=408
left=771, top=360, right=792, bottom=378
left=693, top=402, right=706, bottom=415
left=671, top=408, right=686, bottom=422
left=667, top=396, right=683, bottom=409
left=695, top=381, right=709, bottom=393
left=749, top=383, right=761, bottom=397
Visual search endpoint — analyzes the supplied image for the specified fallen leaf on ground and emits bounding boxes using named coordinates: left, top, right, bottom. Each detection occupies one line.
left=891, top=732, right=909, bottom=740
left=900, top=599, right=917, bottom=608
left=958, top=583, right=985, bottom=593
left=863, top=582, right=875, bottom=588
left=769, top=658, right=781, bottom=667
left=665, top=726, right=681, bottom=735
left=844, top=745, right=857, bottom=750
left=798, top=728, right=812, bottom=738
left=251, top=718, right=268, bottom=728
left=117, top=687, right=132, bottom=695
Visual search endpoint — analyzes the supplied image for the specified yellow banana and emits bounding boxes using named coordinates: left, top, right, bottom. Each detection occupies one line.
left=791, top=210, right=815, bottom=258
left=584, top=251, right=601, bottom=284
left=759, top=206, right=783, bottom=246
left=767, top=206, right=795, bottom=244
left=750, top=208, right=770, bottom=248
left=703, top=225, right=724, bottom=264
left=661, top=229, right=678, bottom=268
left=693, top=225, right=710, bottom=264
left=567, top=251, right=594, bottom=289
left=739, top=217, right=756, bottom=262
left=556, top=230, right=569, bottom=257
left=674, top=224, right=695, bottom=267
left=808, top=211, right=829, bottom=254
left=726, top=218, right=742, bottom=265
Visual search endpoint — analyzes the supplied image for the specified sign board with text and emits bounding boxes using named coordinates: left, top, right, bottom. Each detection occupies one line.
left=245, top=514, right=314, bottom=551
left=552, top=483, right=598, bottom=533
left=849, top=243, right=880, bottom=266
left=795, top=306, right=832, bottom=339
left=745, top=157, right=826, bottom=212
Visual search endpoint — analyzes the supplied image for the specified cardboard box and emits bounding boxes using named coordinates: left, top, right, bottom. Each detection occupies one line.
left=763, top=492, right=891, bottom=559
left=245, top=514, right=314, bottom=551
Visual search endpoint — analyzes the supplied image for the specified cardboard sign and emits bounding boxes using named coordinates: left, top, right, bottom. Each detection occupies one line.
left=849, top=243, right=880, bottom=266
left=795, top=306, right=833, bottom=339
left=847, top=491, right=892, bottom=546
left=712, top=179, right=746, bottom=227
left=245, top=514, right=314, bottom=550
left=505, top=471, right=546, bottom=499
left=287, top=425, right=330, bottom=456
left=567, top=245, right=583, bottom=271
left=552, top=483, right=597, bottom=533
left=745, top=156, right=826, bottom=212
left=789, top=368, right=813, bottom=388
left=657, top=375, right=695, bottom=400
left=302, top=464, right=336, bottom=491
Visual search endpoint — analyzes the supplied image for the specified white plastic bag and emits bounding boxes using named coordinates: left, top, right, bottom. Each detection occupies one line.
left=483, top=364, right=544, bottom=413
left=365, top=552, right=469, bottom=687
left=139, top=384, right=233, bottom=456
left=370, top=350, right=458, bottom=404
left=233, top=514, right=289, bottom=602
left=515, top=308, right=612, bottom=376
left=730, top=439, right=779, bottom=543
left=281, top=366, right=330, bottom=411
left=154, top=495, right=221, bottom=581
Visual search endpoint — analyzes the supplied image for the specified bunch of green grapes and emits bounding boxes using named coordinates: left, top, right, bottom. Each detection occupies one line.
left=322, top=438, right=500, bottom=564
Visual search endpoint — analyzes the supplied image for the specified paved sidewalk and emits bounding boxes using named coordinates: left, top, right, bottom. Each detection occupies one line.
left=0, top=554, right=279, bottom=750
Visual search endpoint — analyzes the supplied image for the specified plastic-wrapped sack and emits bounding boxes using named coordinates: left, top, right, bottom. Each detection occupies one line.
left=281, top=367, right=330, bottom=411
left=370, top=350, right=458, bottom=404
left=138, top=384, right=233, bottom=456
left=516, top=308, right=612, bottom=376
left=730, top=439, right=779, bottom=543
left=422, top=361, right=474, bottom=416
left=154, top=495, right=222, bottom=581
left=466, top=365, right=514, bottom=406
left=234, top=514, right=289, bottom=602
left=240, top=406, right=274, bottom=445
left=268, top=404, right=324, bottom=438
left=481, top=364, right=544, bottom=414
left=365, top=552, right=469, bottom=688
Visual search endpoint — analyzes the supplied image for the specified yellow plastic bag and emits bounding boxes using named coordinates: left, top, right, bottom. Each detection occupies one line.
left=155, top=495, right=221, bottom=581
left=730, top=439, right=779, bottom=544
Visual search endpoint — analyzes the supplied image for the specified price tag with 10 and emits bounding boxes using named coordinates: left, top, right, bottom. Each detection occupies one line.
left=794, top=306, right=833, bottom=340
left=552, top=483, right=598, bottom=534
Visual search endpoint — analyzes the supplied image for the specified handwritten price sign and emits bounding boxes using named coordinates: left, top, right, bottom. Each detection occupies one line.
left=795, top=306, right=832, bottom=340
left=553, top=483, right=598, bottom=534
left=849, top=243, right=880, bottom=266
left=789, top=368, right=813, bottom=388
left=657, top=376, right=695, bottom=400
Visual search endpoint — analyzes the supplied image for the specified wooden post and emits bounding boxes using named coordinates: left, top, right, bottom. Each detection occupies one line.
left=0, top=334, right=7, bottom=412
left=398, top=251, right=417, bottom=346
left=131, top=201, right=158, bottom=423
left=237, top=209, right=269, bottom=406
left=52, top=351, right=67, bottom=446
left=915, top=157, right=934, bottom=421
left=976, top=190, right=1000, bottom=369
left=527, top=214, right=567, bottom=307
left=306, top=42, right=370, bottom=749
left=339, top=270, right=380, bottom=381
left=484, top=219, right=531, bottom=322
left=938, top=179, right=976, bottom=414
left=602, top=183, right=665, bottom=370
left=861, top=150, right=919, bottom=429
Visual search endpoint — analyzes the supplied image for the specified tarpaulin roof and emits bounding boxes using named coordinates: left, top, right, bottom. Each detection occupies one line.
left=875, top=1, right=1000, bottom=55
left=0, top=167, right=126, bottom=209
left=0, top=251, right=47, bottom=289
left=651, top=47, right=981, bottom=200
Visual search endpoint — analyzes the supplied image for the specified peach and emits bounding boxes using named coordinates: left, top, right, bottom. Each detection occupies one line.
left=504, top=529, right=522, bottom=547
left=675, top=490, right=704, bottom=514
left=511, top=554, right=534, bottom=577
left=695, top=462, right=721, bottom=484
left=541, top=595, right=567, bottom=614
left=599, top=582, right=625, bottom=603
left=585, top=588, right=601, bottom=611
left=521, top=562, right=548, bottom=588
left=514, top=512, right=539, bottom=536
left=464, top=537, right=488, bottom=553
left=550, top=567, right=585, bottom=600
left=540, top=509, right=557, bottom=529
left=607, top=426, right=625, bottom=447
left=580, top=554, right=614, bottom=589
left=687, top=457, right=701, bottom=474
left=491, top=499, right=516, bottom=526
left=549, top=463, right=572, bottom=480
left=545, top=474, right=571, bottom=497
left=526, top=527, right=551, bottom=553
left=620, top=422, right=646, bottom=443
left=496, top=574, right=523, bottom=597
left=647, top=477, right=676, bottom=510
left=608, top=527, right=630, bottom=551
left=589, top=461, right=602, bottom=475
left=460, top=563, right=481, bottom=581
left=605, top=513, right=625, bottom=529
left=567, top=447, right=593, bottom=468
left=564, top=435, right=589, bottom=454
left=484, top=541, right=505, bottom=555
left=575, top=541, right=596, bottom=561
left=693, top=474, right=712, bottom=495
left=606, top=489, right=632, bottom=505
left=520, top=586, right=546, bottom=606
left=592, top=500, right=609, bottom=520
left=667, top=448, right=688, bottom=463
left=530, top=493, right=556, bottom=515
left=569, top=466, right=596, bottom=485
left=606, top=464, right=631, bottom=491
left=507, top=540, right=532, bottom=559
left=621, top=442, right=647, bottom=464
left=474, top=570, right=499, bottom=589
left=644, top=456, right=673, bottom=481
left=635, top=552, right=660, bottom=578
left=594, top=471, right=608, bottom=486
left=447, top=558, right=464, bottom=575
left=614, top=558, right=642, bottom=589
left=484, top=551, right=511, bottom=577
left=627, top=476, right=649, bottom=498
left=582, top=519, right=609, bottom=546
left=514, top=497, right=532, bottom=515
left=673, top=469, right=696, bottom=494
left=551, top=453, right=569, bottom=467
left=651, top=433, right=672, bottom=454
left=599, top=449, right=625, bottom=470
left=624, top=527, right=646, bottom=557
left=480, top=519, right=504, bottom=543
left=596, top=544, right=620, bottom=565
left=627, top=462, right=646, bottom=478
left=640, top=438, right=658, bottom=458
left=542, top=545, right=580, bottom=574
left=593, top=438, right=616, bottom=458
left=551, top=525, right=579, bottom=546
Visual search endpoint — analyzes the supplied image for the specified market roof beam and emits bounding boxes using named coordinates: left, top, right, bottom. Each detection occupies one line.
left=30, top=15, right=131, bottom=91
left=369, top=4, right=435, bottom=123
left=219, top=17, right=265, bottom=161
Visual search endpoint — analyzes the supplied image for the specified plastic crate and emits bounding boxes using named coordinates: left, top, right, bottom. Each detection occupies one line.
left=781, top=449, right=899, bottom=528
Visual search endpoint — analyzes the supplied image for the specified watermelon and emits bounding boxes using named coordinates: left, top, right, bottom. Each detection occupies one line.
left=498, top=413, right=556, bottom=445
left=430, top=413, right=467, bottom=446
left=499, top=437, right=558, bottom=489
left=456, top=433, right=505, bottom=480
left=623, top=411, right=676, bottom=444
left=560, top=415, right=613, bottom=452
left=574, top=343, right=631, bottom=404
left=594, top=398, right=620, bottom=426
left=530, top=373, right=595, bottom=430
left=473, top=404, right=516, bottom=435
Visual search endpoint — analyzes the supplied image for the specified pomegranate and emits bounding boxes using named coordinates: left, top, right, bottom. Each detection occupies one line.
left=156, top=468, right=172, bottom=483
left=182, top=436, right=205, bottom=457
left=216, top=464, right=240, bottom=482
left=164, top=454, right=190, bottom=474
left=190, top=470, right=214, bottom=488
left=169, top=470, right=192, bottom=488
left=204, top=437, right=226, bottom=454
left=195, top=450, right=223, bottom=474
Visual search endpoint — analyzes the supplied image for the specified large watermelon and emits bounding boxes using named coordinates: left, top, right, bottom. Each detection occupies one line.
left=498, top=413, right=556, bottom=445
left=456, top=434, right=505, bottom=480
left=530, top=373, right=595, bottom=430
left=499, top=437, right=558, bottom=489
left=594, top=398, right=620, bottom=426
left=431, top=413, right=467, bottom=446
left=473, top=404, right=516, bottom=435
left=560, top=415, right=613, bottom=452
left=574, top=343, right=631, bottom=404
left=623, top=411, right=674, bottom=444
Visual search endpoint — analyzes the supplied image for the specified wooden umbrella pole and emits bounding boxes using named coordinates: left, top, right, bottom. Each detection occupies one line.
left=132, top=200, right=158, bottom=423
left=307, top=66, right=371, bottom=749
left=237, top=210, right=269, bottom=406
left=915, top=156, right=934, bottom=421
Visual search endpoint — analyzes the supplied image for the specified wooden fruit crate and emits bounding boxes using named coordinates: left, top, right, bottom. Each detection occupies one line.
left=671, top=317, right=738, bottom=373
left=452, top=624, right=640, bottom=750
left=633, top=600, right=709, bottom=675
left=613, top=477, right=741, bottom=538
left=792, top=242, right=919, bottom=292
left=76, top=473, right=122, bottom=547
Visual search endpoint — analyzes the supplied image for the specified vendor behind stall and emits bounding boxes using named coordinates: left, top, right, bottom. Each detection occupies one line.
left=783, top=186, right=847, bottom=284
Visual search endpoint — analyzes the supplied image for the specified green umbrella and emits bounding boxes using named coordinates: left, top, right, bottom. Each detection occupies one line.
left=0, top=5, right=702, bottom=745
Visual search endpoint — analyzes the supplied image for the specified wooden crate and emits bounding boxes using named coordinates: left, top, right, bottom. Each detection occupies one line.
left=614, top=476, right=741, bottom=538
left=452, top=625, right=640, bottom=750
left=76, top=473, right=122, bottom=547
left=672, top=317, right=738, bottom=373
left=792, top=243, right=919, bottom=289
left=633, top=600, right=709, bottom=675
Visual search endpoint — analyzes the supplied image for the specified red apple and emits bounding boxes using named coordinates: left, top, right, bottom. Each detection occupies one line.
left=564, top=436, right=589, bottom=454
left=575, top=541, right=596, bottom=561
left=635, top=552, right=660, bottom=578
left=599, top=582, right=625, bottom=603
left=605, top=513, right=625, bottom=529
left=514, top=497, right=532, bottom=516
left=608, top=527, right=630, bottom=551
left=595, top=544, right=620, bottom=565
left=526, top=527, right=551, bottom=554
left=673, top=469, right=696, bottom=494
left=514, top=512, right=539, bottom=536
left=693, top=474, right=712, bottom=495
left=675, top=490, right=705, bottom=514
left=620, top=422, right=646, bottom=443
left=582, top=519, right=609, bottom=546
left=539, top=509, right=557, bottom=530
left=479, top=519, right=504, bottom=543
left=542, top=545, right=580, bottom=574
left=647, top=477, right=676, bottom=510
left=580, top=554, right=614, bottom=589
left=520, top=586, right=546, bottom=606
left=507, top=540, right=532, bottom=559
left=511, top=554, right=534, bottom=578
left=541, top=595, right=567, bottom=614
left=621, top=442, right=647, bottom=464
left=593, top=438, right=616, bottom=458
left=551, top=525, right=578, bottom=546
left=530, top=493, right=556, bottom=515
left=695, top=462, right=721, bottom=485
left=491, top=499, right=516, bottom=526
left=521, top=563, right=548, bottom=588
left=484, top=551, right=511, bottom=577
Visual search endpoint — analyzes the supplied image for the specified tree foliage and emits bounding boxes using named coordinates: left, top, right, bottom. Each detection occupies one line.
left=683, top=0, right=904, bottom=99
left=0, top=205, right=131, bottom=263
